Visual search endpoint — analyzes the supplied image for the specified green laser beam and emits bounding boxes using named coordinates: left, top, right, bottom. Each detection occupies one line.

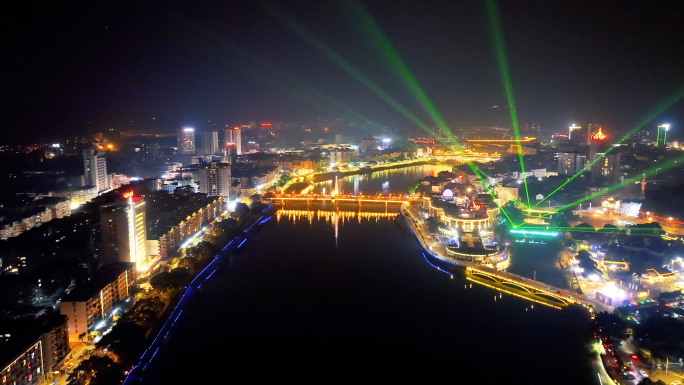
left=533, top=83, right=684, bottom=208
left=486, top=0, right=530, bottom=208
left=169, top=13, right=391, bottom=138
left=467, top=161, right=528, bottom=207
left=540, top=227, right=668, bottom=233
left=525, top=155, right=684, bottom=223
left=340, top=0, right=459, bottom=146
left=467, top=161, right=522, bottom=227
left=256, top=0, right=447, bottom=145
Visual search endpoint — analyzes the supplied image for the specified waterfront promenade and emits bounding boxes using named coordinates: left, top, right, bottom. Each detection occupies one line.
left=401, top=203, right=609, bottom=312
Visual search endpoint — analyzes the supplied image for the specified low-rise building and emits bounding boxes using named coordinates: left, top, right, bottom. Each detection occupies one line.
left=145, top=194, right=222, bottom=260
left=36, top=197, right=71, bottom=219
left=70, top=185, right=98, bottom=207
left=0, top=207, right=52, bottom=240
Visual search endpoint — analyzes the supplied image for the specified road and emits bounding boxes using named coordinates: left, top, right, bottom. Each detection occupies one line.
left=52, top=344, right=95, bottom=385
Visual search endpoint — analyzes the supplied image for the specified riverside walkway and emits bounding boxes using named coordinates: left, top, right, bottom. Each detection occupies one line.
left=401, top=204, right=609, bottom=312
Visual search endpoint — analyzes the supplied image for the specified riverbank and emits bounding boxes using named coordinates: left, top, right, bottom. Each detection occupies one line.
left=121, top=205, right=275, bottom=384
left=132, top=201, right=599, bottom=385
left=312, top=160, right=431, bottom=183
left=400, top=203, right=608, bottom=311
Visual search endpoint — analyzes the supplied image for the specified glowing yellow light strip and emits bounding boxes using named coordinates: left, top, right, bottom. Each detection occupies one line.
left=466, top=276, right=562, bottom=310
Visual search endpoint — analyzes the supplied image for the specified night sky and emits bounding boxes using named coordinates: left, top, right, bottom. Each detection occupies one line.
left=2, top=0, right=683, bottom=143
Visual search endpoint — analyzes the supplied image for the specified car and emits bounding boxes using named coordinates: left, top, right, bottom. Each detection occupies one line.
left=639, top=370, right=648, bottom=377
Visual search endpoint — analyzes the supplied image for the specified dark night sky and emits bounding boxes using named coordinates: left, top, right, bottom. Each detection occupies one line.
left=2, top=0, right=683, bottom=143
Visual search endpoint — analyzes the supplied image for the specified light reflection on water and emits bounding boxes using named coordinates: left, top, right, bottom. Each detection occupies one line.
left=313, top=164, right=453, bottom=196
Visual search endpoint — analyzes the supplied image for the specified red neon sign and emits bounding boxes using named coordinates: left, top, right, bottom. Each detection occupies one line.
left=472, top=202, right=482, bottom=210
left=591, top=128, right=606, bottom=141
left=122, top=191, right=134, bottom=199
left=261, top=123, right=272, bottom=127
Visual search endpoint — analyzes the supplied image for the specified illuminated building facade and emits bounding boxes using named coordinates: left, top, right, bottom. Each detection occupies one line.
left=422, top=197, right=499, bottom=231
left=568, top=124, right=581, bottom=140
left=70, top=185, right=98, bottom=208
left=148, top=195, right=223, bottom=259
left=177, top=127, right=196, bottom=154
left=493, top=186, right=519, bottom=204
left=83, top=149, right=111, bottom=194
left=198, top=131, right=220, bottom=155
left=224, top=126, right=242, bottom=155
left=506, top=144, right=537, bottom=155
left=197, top=162, right=231, bottom=199
left=656, top=124, right=670, bottom=147
left=1, top=338, right=45, bottom=385
left=586, top=123, right=602, bottom=145
left=327, top=148, right=354, bottom=164
left=557, top=152, right=586, bottom=175
left=59, top=263, right=136, bottom=343
left=588, top=128, right=620, bottom=185
left=99, top=196, right=147, bottom=268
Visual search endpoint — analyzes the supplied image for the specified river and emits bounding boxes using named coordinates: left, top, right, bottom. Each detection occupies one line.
left=138, top=166, right=597, bottom=384
left=313, top=164, right=453, bottom=196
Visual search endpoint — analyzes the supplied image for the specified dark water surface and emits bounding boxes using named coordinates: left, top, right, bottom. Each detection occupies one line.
left=508, top=243, right=568, bottom=289
left=142, top=212, right=596, bottom=384
left=313, top=164, right=453, bottom=196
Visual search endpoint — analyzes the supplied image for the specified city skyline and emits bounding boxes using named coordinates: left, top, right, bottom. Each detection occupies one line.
left=2, top=0, right=683, bottom=144
left=2, top=2, right=684, bottom=384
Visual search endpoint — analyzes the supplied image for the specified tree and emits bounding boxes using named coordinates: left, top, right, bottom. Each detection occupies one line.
left=633, top=315, right=684, bottom=358
left=497, top=201, right=526, bottom=227
left=235, top=203, right=250, bottom=216
left=68, top=356, right=125, bottom=385
left=574, top=222, right=595, bottom=230
left=426, top=217, right=446, bottom=233
left=276, top=174, right=292, bottom=187
left=178, top=256, right=198, bottom=272
left=592, top=312, right=626, bottom=341
left=408, top=180, right=422, bottom=195
left=150, top=269, right=191, bottom=291
left=549, top=207, right=573, bottom=229
left=97, top=322, right=147, bottom=364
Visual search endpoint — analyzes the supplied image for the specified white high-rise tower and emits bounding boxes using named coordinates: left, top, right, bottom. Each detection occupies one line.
left=83, top=149, right=111, bottom=194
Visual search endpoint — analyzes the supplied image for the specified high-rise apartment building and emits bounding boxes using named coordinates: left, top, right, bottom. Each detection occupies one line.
left=197, top=162, right=231, bottom=199
left=99, top=196, right=147, bottom=268
left=586, top=124, right=602, bottom=145
left=224, top=126, right=242, bottom=155
left=1, top=336, right=45, bottom=385
left=177, top=127, right=196, bottom=154
left=588, top=128, right=619, bottom=185
left=83, top=149, right=111, bottom=194
left=557, top=152, right=586, bottom=175
left=198, top=131, right=219, bottom=155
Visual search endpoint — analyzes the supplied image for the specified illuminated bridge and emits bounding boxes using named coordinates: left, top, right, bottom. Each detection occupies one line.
left=401, top=204, right=606, bottom=312
left=272, top=193, right=411, bottom=209
left=465, top=266, right=583, bottom=310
